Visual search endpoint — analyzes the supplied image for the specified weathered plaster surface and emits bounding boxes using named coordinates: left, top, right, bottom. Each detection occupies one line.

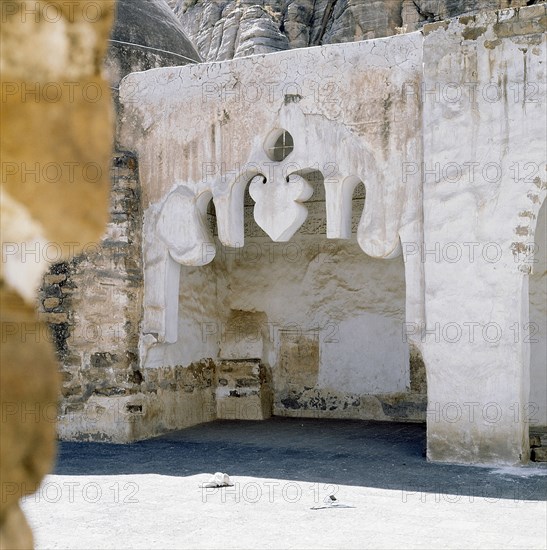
left=421, top=7, right=546, bottom=463
left=119, top=31, right=427, bottom=433
left=49, top=0, right=200, bottom=444
left=114, top=4, right=546, bottom=464
left=119, top=31, right=425, bottom=351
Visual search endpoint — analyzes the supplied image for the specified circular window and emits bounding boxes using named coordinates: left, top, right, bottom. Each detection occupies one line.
left=265, top=130, right=294, bottom=161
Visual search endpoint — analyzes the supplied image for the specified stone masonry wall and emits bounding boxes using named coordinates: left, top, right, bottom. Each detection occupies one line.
left=39, top=151, right=145, bottom=439
left=41, top=153, right=219, bottom=441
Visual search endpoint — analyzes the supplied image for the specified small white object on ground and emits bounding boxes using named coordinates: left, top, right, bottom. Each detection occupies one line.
left=200, top=472, right=233, bottom=488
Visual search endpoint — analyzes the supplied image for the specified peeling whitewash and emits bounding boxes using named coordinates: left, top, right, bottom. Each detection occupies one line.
left=115, top=5, right=545, bottom=464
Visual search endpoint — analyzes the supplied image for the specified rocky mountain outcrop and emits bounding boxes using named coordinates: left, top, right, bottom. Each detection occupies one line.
left=170, top=0, right=538, bottom=61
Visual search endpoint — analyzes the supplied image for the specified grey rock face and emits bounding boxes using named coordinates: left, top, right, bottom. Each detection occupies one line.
left=173, top=0, right=404, bottom=60
left=404, top=1, right=530, bottom=30
left=171, top=0, right=537, bottom=61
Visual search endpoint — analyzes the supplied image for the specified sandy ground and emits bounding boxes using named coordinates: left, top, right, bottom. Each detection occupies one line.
left=21, top=419, right=547, bottom=549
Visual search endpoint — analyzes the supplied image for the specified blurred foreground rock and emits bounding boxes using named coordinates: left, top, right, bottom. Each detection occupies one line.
left=0, top=1, right=116, bottom=547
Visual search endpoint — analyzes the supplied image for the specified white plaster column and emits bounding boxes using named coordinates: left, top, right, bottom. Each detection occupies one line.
left=421, top=10, right=546, bottom=464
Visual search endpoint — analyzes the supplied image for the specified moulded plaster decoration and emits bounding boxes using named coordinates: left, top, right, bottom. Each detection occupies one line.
left=249, top=172, right=314, bottom=241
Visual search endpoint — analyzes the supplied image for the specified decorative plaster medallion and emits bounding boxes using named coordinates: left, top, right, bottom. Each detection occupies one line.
left=249, top=173, right=313, bottom=242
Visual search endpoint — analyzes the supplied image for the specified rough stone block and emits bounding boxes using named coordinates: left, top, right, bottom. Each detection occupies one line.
left=43, top=297, right=61, bottom=310
left=276, top=330, right=319, bottom=391
left=216, top=360, right=273, bottom=420
left=531, top=447, right=547, bottom=462
left=217, top=393, right=272, bottom=421
left=493, top=21, right=516, bottom=36
left=60, top=371, right=73, bottom=383
left=62, top=384, right=83, bottom=399
left=218, top=310, right=268, bottom=360
left=39, top=312, right=69, bottom=324
left=512, top=19, right=545, bottom=35
left=44, top=274, right=67, bottom=286
left=518, top=5, right=546, bottom=21
left=90, top=352, right=119, bottom=369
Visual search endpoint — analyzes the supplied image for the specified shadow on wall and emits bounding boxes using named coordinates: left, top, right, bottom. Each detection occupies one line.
left=529, top=198, right=547, bottom=427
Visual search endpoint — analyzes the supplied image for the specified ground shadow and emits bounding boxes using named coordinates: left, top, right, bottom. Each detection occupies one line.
left=54, top=417, right=547, bottom=501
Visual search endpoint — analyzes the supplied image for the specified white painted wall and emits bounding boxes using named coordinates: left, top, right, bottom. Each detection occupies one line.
left=222, top=235, right=409, bottom=395
left=119, top=3, right=546, bottom=463
left=144, top=262, right=222, bottom=368
left=421, top=10, right=546, bottom=463
left=319, top=314, right=409, bottom=394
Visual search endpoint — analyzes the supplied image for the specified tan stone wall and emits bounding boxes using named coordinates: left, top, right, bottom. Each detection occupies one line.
left=46, top=153, right=221, bottom=442
left=40, top=152, right=144, bottom=415
left=57, top=361, right=217, bottom=443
